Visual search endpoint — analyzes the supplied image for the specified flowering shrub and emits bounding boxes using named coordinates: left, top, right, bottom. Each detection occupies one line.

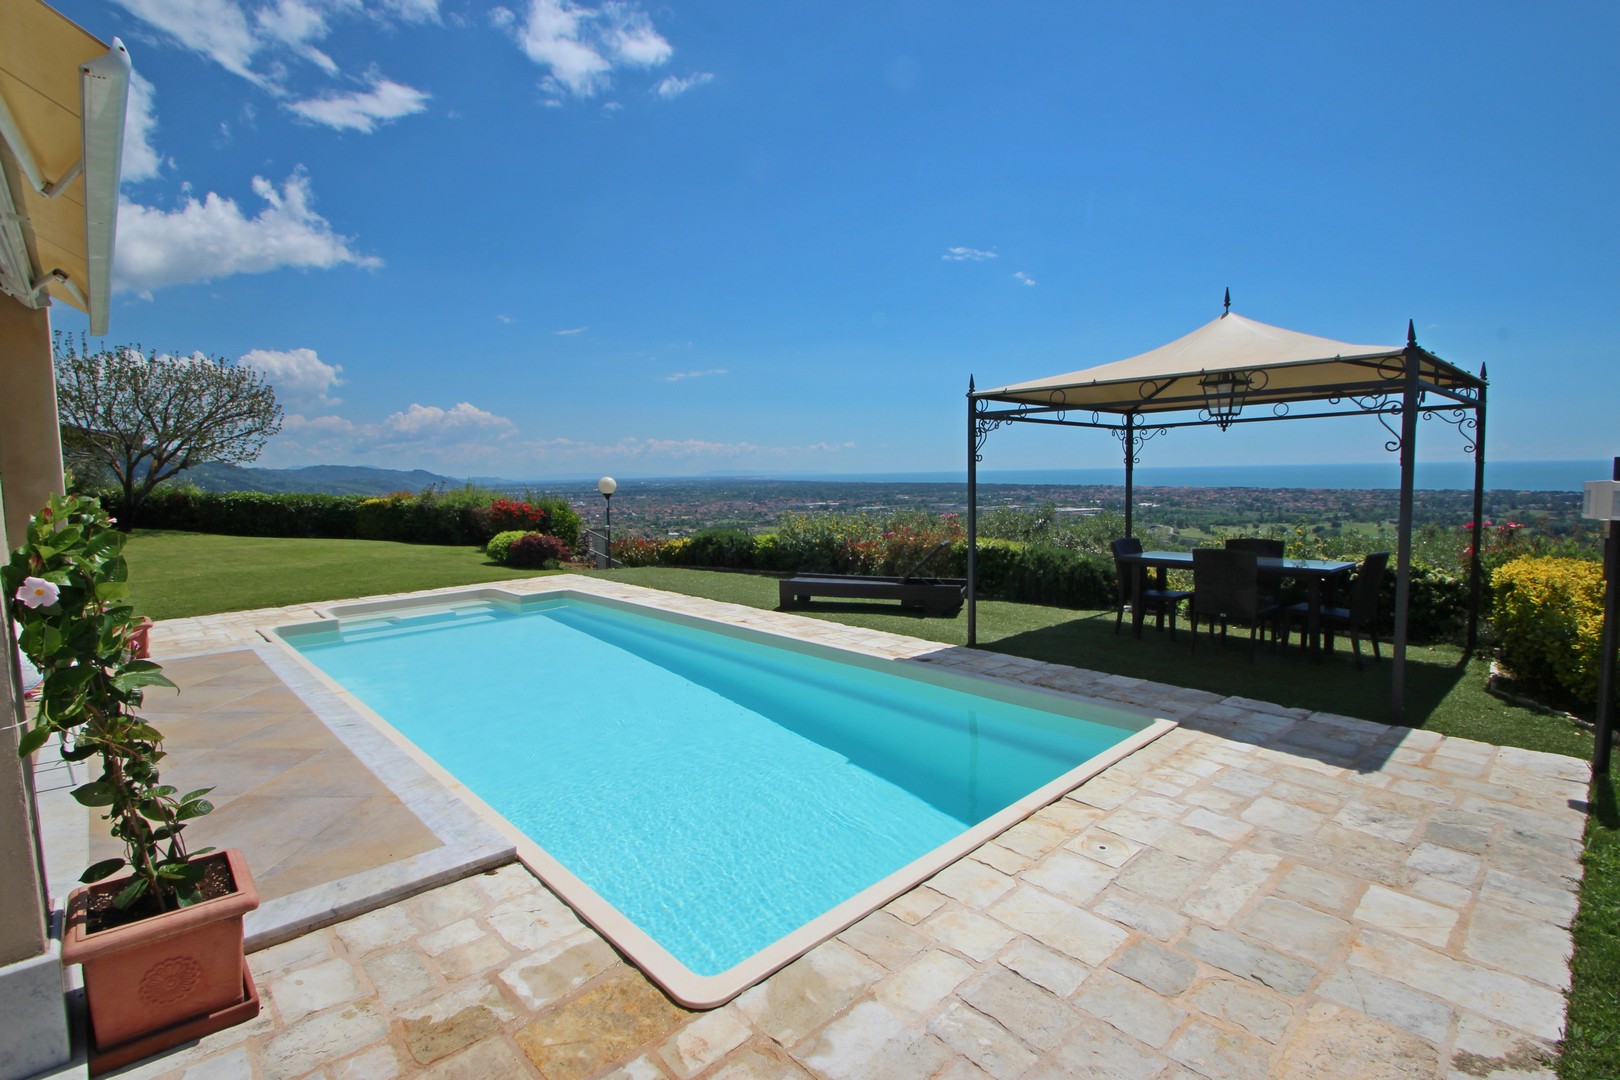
left=3, top=494, right=214, bottom=913
left=1492, top=555, right=1606, bottom=704
left=485, top=530, right=527, bottom=564
left=489, top=498, right=547, bottom=534
left=505, top=531, right=571, bottom=569
left=611, top=535, right=670, bottom=567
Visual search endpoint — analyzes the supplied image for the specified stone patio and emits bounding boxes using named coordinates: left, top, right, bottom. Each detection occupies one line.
left=60, top=576, right=1587, bottom=1079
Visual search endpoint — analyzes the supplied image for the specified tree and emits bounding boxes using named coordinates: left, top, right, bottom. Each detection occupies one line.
left=53, top=333, right=283, bottom=521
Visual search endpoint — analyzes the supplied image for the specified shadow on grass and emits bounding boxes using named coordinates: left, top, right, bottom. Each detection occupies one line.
left=973, top=610, right=1469, bottom=730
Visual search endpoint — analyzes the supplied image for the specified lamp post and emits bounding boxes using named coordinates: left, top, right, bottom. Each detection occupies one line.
left=1583, top=460, right=1620, bottom=774
left=597, top=476, right=617, bottom=569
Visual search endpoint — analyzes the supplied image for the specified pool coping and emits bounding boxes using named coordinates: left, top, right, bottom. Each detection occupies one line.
left=261, top=579, right=1178, bottom=1008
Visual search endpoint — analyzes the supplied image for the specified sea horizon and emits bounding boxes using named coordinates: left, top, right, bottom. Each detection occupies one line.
left=741, top=459, right=1609, bottom=492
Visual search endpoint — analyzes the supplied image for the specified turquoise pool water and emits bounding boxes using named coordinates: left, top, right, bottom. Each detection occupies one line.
left=286, top=595, right=1143, bottom=976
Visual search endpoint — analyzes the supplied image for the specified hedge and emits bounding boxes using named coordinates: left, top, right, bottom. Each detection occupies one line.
left=1492, top=555, right=1606, bottom=704
left=114, top=487, right=579, bottom=550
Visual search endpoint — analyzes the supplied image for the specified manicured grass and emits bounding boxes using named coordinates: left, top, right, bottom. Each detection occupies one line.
left=1563, top=771, right=1619, bottom=1080
left=123, top=530, right=557, bottom=620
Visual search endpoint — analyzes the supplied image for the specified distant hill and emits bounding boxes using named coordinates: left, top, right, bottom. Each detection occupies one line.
left=174, top=463, right=467, bottom=495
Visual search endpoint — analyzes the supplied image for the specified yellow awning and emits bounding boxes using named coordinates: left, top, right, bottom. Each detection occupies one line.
left=0, top=0, right=128, bottom=333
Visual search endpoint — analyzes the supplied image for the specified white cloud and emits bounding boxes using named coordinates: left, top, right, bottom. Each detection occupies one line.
left=116, top=0, right=263, bottom=83
left=239, top=347, right=345, bottom=410
left=943, top=246, right=997, bottom=262
left=1013, top=271, right=1037, bottom=286
left=600, top=2, right=672, bottom=66
left=663, top=369, right=727, bottom=382
left=114, top=170, right=381, bottom=294
left=115, top=0, right=433, bottom=133
left=555, top=326, right=587, bottom=335
left=655, top=72, right=713, bottom=99
left=255, top=0, right=337, bottom=74
left=289, top=76, right=431, bottom=132
left=381, top=0, right=440, bottom=23
left=510, top=0, right=672, bottom=99
left=121, top=71, right=165, bottom=182
left=264, top=401, right=519, bottom=469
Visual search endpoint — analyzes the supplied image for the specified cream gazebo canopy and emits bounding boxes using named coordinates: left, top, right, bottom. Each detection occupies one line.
left=965, top=300, right=1489, bottom=723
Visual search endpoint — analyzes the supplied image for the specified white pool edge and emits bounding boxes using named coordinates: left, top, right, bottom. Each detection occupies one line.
left=266, top=579, right=1178, bottom=1009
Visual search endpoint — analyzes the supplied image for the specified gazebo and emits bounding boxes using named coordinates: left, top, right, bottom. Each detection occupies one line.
left=965, top=295, right=1488, bottom=722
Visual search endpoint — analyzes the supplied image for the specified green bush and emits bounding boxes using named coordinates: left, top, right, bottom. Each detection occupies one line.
left=505, top=532, right=570, bottom=569
left=116, top=489, right=365, bottom=537
left=972, top=538, right=1114, bottom=608
left=677, top=528, right=759, bottom=569
left=531, top=495, right=583, bottom=549
left=485, top=530, right=527, bottom=564
left=1492, top=555, right=1606, bottom=704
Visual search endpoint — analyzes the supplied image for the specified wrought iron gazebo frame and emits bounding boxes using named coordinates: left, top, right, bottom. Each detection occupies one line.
left=966, top=316, right=1488, bottom=723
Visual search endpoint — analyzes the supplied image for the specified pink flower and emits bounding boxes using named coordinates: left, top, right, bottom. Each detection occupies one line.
left=15, top=577, right=59, bottom=609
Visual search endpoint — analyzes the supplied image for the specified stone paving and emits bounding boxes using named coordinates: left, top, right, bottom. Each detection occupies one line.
left=104, top=576, right=1588, bottom=1079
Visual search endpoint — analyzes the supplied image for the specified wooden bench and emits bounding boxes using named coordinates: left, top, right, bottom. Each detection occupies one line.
left=777, top=574, right=966, bottom=616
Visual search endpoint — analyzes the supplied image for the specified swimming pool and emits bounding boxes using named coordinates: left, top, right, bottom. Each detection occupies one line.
left=273, top=587, right=1172, bottom=1006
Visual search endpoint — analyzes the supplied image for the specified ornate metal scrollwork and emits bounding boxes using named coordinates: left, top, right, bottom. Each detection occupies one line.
left=1349, top=391, right=1404, bottom=453
left=1423, top=406, right=1479, bottom=457
left=1112, top=420, right=1169, bottom=465
left=973, top=398, right=1020, bottom=462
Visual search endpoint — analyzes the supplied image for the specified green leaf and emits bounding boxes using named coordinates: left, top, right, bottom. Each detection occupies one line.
left=112, top=877, right=148, bottom=909
left=94, top=581, right=130, bottom=602
left=80, top=858, right=126, bottom=883
left=70, top=780, right=118, bottom=807
left=179, top=787, right=214, bottom=802
left=176, top=799, right=214, bottom=820
left=16, top=725, right=52, bottom=758
left=111, top=668, right=174, bottom=692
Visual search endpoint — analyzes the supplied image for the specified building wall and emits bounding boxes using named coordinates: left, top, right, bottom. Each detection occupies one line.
left=0, top=299, right=64, bottom=552
left=0, top=295, right=56, bottom=966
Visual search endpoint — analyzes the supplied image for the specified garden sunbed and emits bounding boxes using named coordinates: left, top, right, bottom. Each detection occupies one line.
left=778, top=541, right=966, bottom=616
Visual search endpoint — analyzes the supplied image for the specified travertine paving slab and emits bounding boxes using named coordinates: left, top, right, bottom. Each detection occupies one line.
left=90, top=578, right=1588, bottom=1079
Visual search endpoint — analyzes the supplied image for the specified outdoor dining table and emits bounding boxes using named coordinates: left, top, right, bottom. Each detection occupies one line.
left=1120, top=550, right=1357, bottom=655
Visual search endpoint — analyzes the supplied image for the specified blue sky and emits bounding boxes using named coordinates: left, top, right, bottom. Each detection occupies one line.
left=44, top=0, right=1620, bottom=480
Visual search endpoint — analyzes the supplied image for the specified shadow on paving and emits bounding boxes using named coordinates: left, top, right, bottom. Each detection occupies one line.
left=909, top=610, right=1471, bottom=770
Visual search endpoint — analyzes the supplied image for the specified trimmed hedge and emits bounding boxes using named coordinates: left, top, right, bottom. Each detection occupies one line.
left=1492, top=555, right=1606, bottom=704
left=113, top=487, right=579, bottom=550
left=114, top=489, right=365, bottom=537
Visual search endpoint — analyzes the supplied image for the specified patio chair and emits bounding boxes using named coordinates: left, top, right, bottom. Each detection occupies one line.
left=1224, top=538, right=1285, bottom=557
left=1110, top=537, right=1191, bottom=638
left=1189, top=548, right=1279, bottom=661
left=1224, top=537, right=1286, bottom=606
left=1282, top=552, right=1389, bottom=668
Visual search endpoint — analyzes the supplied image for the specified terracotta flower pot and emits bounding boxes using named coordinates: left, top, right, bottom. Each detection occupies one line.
left=129, top=615, right=154, bottom=659
left=61, top=848, right=261, bottom=1075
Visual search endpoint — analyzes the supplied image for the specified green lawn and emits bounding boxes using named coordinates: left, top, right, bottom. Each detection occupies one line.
left=123, top=530, right=558, bottom=620
left=122, top=531, right=1615, bottom=1077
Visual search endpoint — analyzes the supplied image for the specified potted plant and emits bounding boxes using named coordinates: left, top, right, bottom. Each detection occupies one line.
left=4, top=493, right=259, bottom=1075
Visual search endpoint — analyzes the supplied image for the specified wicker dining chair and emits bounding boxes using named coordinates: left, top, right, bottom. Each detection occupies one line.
left=1110, top=537, right=1191, bottom=638
left=1189, top=548, right=1280, bottom=660
left=1282, top=551, right=1390, bottom=668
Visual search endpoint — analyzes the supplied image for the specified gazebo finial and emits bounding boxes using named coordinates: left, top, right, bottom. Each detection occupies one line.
left=968, top=374, right=976, bottom=393
left=1223, top=287, right=1231, bottom=316
left=1480, top=363, right=1488, bottom=381
left=1407, top=319, right=1417, bottom=347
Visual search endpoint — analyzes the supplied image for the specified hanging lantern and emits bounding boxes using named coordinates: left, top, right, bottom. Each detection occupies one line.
left=1201, top=370, right=1252, bottom=431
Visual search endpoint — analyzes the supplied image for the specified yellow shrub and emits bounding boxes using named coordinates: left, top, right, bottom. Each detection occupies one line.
left=1491, top=556, right=1606, bottom=703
